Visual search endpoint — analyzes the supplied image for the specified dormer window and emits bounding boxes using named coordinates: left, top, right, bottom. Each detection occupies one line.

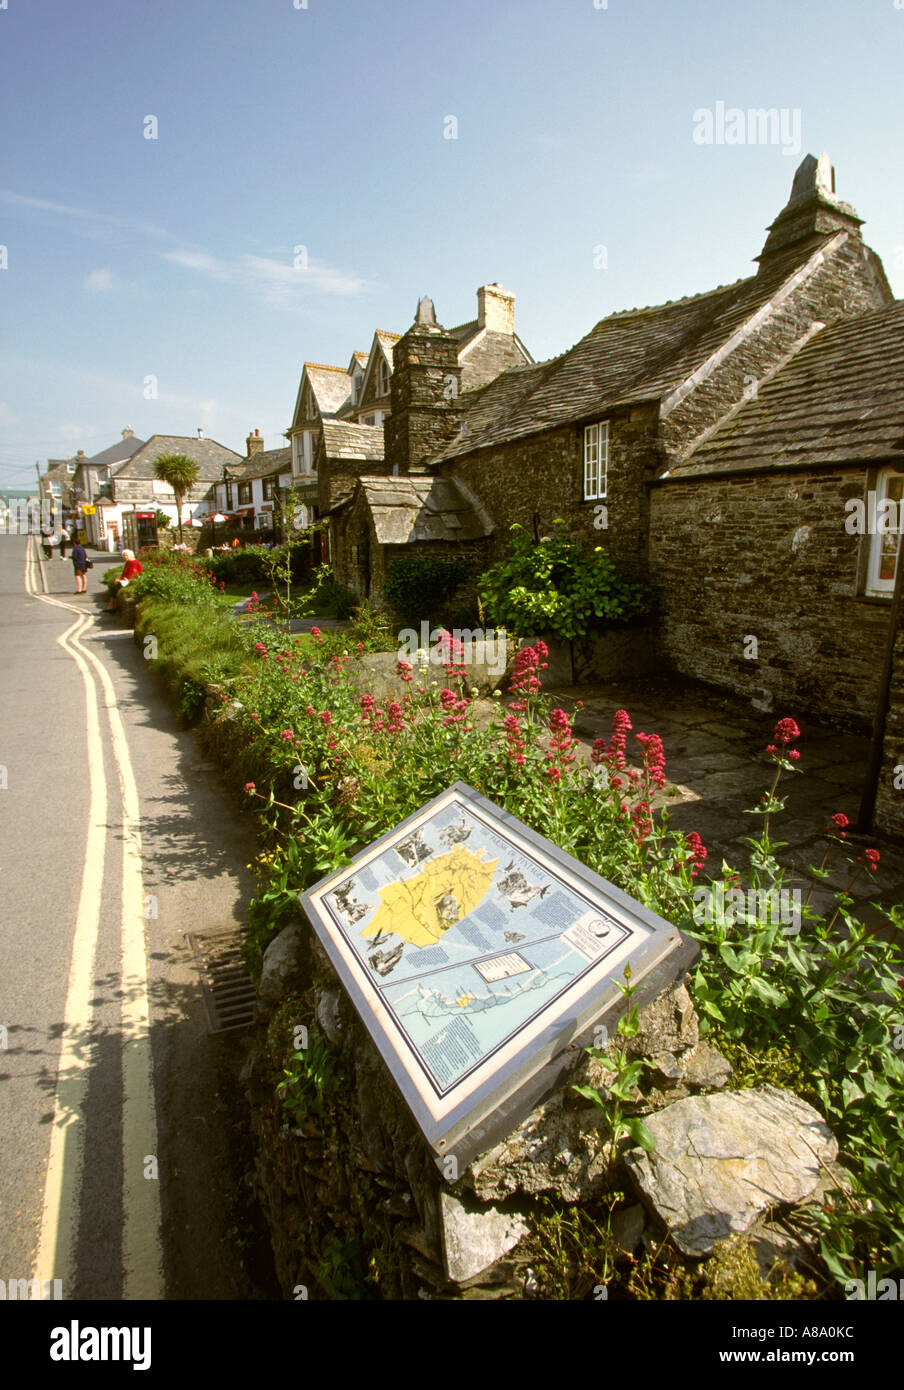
left=583, top=421, right=609, bottom=500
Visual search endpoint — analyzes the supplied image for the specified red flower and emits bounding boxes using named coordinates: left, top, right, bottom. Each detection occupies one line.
left=830, top=812, right=849, bottom=830
left=280, top=730, right=294, bottom=742
left=685, top=831, right=707, bottom=878
left=774, top=717, right=801, bottom=745
left=243, top=782, right=256, bottom=793
left=860, top=848, right=881, bottom=872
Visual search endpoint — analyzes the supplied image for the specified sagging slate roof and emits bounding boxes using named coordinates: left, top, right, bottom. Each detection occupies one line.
left=437, top=238, right=852, bottom=461
left=322, top=420, right=385, bottom=462
left=357, top=474, right=492, bottom=544
left=114, top=434, right=244, bottom=481
left=236, top=447, right=292, bottom=481
left=674, top=300, right=904, bottom=476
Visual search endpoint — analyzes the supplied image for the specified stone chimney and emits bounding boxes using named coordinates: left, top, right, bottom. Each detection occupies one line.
left=756, top=153, right=864, bottom=272
left=385, top=302, right=462, bottom=474
left=122, top=426, right=133, bottom=439
left=76, top=450, right=86, bottom=463
left=477, top=282, right=515, bottom=335
left=246, top=428, right=264, bottom=457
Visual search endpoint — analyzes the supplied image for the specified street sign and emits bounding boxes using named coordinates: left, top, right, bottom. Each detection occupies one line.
left=300, top=783, right=692, bottom=1167
left=82, top=505, right=96, bottom=515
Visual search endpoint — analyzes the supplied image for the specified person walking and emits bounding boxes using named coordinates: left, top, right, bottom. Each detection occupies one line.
left=59, top=523, right=70, bottom=560
left=71, top=539, right=88, bottom=594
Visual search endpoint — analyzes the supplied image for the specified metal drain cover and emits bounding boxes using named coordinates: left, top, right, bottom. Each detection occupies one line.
left=187, top=928, right=257, bottom=1034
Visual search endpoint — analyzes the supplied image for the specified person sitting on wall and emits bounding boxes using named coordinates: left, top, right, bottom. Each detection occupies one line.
left=106, top=548, right=143, bottom=611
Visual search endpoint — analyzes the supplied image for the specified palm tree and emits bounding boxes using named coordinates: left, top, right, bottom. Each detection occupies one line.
left=153, top=453, right=200, bottom=542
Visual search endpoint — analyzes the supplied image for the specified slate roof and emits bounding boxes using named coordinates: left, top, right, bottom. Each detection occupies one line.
left=305, top=364, right=352, bottom=415
left=321, top=420, right=385, bottom=462
left=85, top=434, right=146, bottom=468
left=674, top=300, right=904, bottom=476
left=235, top=447, right=292, bottom=481
left=355, top=474, right=492, bottom=545
left=437, top=238, right=853, bottom=461
left=113, top=434, right=244, bottom=481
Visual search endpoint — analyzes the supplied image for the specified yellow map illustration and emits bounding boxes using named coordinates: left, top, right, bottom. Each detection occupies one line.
left=362, top=845, right=499, bottom=948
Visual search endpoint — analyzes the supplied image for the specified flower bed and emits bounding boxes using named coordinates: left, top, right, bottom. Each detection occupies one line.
left=131, top=559, right=904, bottom=1295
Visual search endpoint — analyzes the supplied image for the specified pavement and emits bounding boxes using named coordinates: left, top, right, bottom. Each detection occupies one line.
left=544, top=674, right=904, bottom=939
left=0, top=536, right=277, bottom=1299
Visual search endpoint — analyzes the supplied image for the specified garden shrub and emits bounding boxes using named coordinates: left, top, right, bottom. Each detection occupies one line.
left=384, top=554, right=469, bottom=624
left=478, top=520, right=649, bottom=639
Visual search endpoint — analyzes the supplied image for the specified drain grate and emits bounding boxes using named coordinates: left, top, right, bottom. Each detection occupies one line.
left=187, top=928, right=257, bottom=1034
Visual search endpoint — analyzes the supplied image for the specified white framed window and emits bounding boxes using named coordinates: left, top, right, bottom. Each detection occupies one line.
left=866, top=468, right=904, bottom=597
left=583, top=421, right=609, bottom=500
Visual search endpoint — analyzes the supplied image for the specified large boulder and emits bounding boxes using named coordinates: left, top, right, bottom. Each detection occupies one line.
left=257, top=925, right=308, bottom=1011
left=624, top=1085, right=838, bottom=1256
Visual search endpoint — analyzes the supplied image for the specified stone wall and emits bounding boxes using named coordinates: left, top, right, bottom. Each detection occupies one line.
left=443, top=403, right=660, bottom=581
left=648, top=467, right=890, bottom=729
left=874, top=615, right=904, bottom=840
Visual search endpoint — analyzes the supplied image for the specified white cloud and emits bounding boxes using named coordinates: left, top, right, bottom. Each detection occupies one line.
left=84, top=268, right=120, bottom=293
left=161, top=246, right=369, bottom=303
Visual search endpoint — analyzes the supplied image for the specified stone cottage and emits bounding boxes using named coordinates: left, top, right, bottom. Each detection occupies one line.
left=330, top=154, right=901, bottom=744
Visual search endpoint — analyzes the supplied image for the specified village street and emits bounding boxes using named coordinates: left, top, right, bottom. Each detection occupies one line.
left=0, top=534, right=274, bottom=1300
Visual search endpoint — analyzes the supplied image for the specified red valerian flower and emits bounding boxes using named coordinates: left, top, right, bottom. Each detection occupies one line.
left=243, top=782, right=256, bottom=793
left=686, top=831, right=707, bottom=878
left=280, top=730, right=294, bottom=742
left=320, top=710, right=333, bottom=728
left=396, top=660, right=413, bottom=682
left=636, top=731, right=666, bottom=790
left=860, top=848, right=881, bottom=872
left=774, top=717, right=801, bottom=745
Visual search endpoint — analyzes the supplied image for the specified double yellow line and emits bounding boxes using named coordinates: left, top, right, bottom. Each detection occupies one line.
left=25, top=538, right=163, bottom=1300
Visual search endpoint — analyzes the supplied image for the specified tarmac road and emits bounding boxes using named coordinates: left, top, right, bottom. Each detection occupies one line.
left=0, top=534, right=275, bottom=1300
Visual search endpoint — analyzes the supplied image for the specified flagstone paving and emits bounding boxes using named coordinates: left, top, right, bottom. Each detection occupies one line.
left=545, top=674, right=904, bottom=939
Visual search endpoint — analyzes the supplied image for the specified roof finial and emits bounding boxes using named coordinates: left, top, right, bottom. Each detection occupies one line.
left=789, top=151, right=835, bottom=204
left=415, top=295, right=437, bottom=326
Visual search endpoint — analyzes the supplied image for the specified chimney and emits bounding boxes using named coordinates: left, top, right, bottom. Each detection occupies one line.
left=477, top=282, right=515, bottom=335
left=122, top=426, right=133, bottom=439
left=246, top=427, right=264, bottom=457
left=76, top=450, right=86, bottom=462
left=385, top=300, right=462, bottom=474
left=756, top=153, right=864, bottom=272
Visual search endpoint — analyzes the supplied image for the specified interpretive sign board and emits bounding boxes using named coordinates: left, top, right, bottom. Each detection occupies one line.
left=300, top=783, right=691, bottom=1167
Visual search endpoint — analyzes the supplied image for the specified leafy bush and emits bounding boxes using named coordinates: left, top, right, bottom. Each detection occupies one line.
left=155, top=510, right=171, bottom=529
left=384, top=554, right=469, bottom=623
left=478, top=520, right=649, bottom=639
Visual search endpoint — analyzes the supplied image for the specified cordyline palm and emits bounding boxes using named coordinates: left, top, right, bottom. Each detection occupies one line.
left=153, top=453, right=200, bottom=541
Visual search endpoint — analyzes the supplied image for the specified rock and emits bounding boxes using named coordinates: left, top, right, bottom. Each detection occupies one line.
left=650, top=1050, right=682, bottom=1082
left=464, top=1091, right=611, bottom=1203
left=257, top=926, right=308, bottom=1010
left=439, top=1192, right=529, bottom=1284
left=626, top=979, right=698, bottom=1060
left=610, top=1204, right=646, bottom=1256
left=679, top=1041, right=733, bottom=1091
left=315, top=988, right=343, bottom=1044
left=624, top=1084, right=837, bottom=1256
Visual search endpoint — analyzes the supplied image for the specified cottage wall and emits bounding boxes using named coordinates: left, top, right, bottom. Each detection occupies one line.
left=648, top=468, right=889, bottom=730
left=443, top=403, right=660, bottom=580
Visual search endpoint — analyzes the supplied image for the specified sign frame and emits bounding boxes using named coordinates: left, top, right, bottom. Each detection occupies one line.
left=300, top=782, right=695, bottom=1168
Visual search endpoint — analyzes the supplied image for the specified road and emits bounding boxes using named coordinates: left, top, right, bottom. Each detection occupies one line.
left=0, top=534, right=275, bottom=1300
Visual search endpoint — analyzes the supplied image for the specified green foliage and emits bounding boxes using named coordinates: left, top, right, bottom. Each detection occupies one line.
left=155, top=509, right=171, bottom=529
left=384, top=554, right=468, bottom=623
left=152, top=452, right=201, bottom=540
left=478, top=520, right=649, bottom=639
left=661, top=1233, right=819, bottom=1301
left=276, top=1030, right=348, bottom=1124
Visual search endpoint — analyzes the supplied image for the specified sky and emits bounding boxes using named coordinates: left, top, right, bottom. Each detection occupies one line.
left=1, top=0, right=902, bottom=488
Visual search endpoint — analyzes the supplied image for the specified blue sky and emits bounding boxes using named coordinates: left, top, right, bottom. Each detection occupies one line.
left=1, top=0, right=902, bottom=487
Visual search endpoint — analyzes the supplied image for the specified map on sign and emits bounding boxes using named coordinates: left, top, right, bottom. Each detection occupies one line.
left=317, top=795, right=632, bottom=1095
